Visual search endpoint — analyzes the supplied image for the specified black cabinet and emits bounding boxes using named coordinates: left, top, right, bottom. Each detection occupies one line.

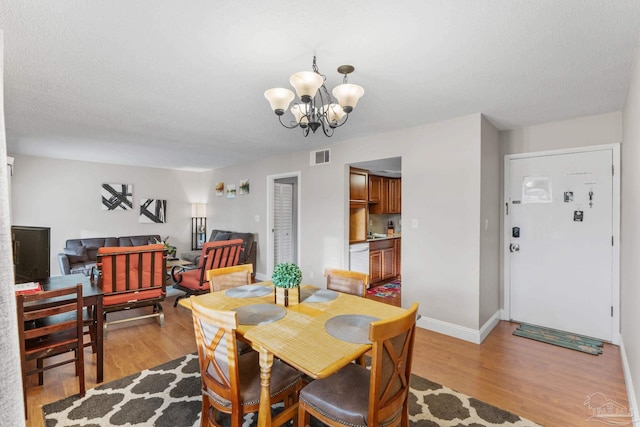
left=11, top=226, right=50, bottom=282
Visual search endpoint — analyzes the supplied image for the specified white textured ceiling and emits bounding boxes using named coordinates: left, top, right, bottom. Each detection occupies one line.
left=1, top=1, right=639, bottom=171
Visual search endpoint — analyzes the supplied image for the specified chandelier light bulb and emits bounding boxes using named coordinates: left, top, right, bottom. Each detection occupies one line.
left=324, top=103, right=346, bottom=124
left=290, top=104, right=309, bottom=126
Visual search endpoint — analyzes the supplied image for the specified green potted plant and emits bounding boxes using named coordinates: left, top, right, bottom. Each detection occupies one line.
left=155, top=236, right=177, bottom=259
left=272, top=262, right=302, bottom=306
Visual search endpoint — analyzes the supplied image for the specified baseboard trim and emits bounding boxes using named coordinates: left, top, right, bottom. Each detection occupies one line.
left=619, top=333, right=640, bottom=426
left=417, top=310, right=500, bottom=344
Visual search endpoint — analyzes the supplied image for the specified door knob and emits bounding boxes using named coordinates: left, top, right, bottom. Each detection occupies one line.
left=510, top=243, right=520, bottom=253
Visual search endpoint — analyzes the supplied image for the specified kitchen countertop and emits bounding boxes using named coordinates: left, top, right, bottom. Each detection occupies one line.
left=366, top=234, right=401, bottom=242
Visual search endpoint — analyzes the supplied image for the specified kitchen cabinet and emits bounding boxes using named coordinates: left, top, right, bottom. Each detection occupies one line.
left=350, top=168, right=368, bottom=203
left=388, top=178, right=401, bottom=213
left=368, top=175, right=382, bottom=203
left=369, top=238, right=400, bottom=284
left=349, top=167, right=369, bottom=242
left=369, top=176, right=402, bottom=214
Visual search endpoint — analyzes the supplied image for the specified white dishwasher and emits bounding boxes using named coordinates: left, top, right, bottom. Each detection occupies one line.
left=349, top=243, right=370, bottom=275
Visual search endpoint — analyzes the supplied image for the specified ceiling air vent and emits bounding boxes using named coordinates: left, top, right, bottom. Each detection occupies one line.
left=310, top=149, right=330, bottom=166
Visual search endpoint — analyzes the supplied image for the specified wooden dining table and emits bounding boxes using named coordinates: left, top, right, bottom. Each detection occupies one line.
left=180, top=282, right=407, bottom=427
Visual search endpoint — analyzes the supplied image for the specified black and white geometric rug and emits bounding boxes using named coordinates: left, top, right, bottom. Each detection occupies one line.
left=43, top=353, right=541, bottom=427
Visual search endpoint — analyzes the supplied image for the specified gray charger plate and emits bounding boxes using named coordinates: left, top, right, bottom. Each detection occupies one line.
left=232, top=304, right=286, bottom=325
left=225, top=284, right=273, bottom=298
left=324, top=314, right=380, bottom=344
left=302, top=289, right=339, bottom=303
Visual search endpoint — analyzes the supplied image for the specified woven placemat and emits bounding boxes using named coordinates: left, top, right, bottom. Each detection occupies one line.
left=225, top=284, right=273, bottom=298
left=232, top=304, right=286, bottom=325
left=302, top=289, right=339, bottom=303
left=324, top=314, right=379, bottom=344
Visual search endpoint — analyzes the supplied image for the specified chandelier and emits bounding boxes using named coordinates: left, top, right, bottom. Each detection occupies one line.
left=264, top=56, right=364, bottom=137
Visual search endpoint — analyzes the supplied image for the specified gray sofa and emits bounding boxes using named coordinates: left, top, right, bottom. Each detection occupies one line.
left=57, top=234, right=162, bottom=276
left=181, top=229, right=257, bottom=277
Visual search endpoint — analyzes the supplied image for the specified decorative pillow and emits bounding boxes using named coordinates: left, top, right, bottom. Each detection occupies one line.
left=212, top=232, right=231, bottom=241
left=64, top=245, right=88, bottom=264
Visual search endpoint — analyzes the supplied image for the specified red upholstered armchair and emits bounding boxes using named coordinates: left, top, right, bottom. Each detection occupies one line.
left=172, top=239, right=244, bottom=306
left=96, top=244, right=167, bottom=335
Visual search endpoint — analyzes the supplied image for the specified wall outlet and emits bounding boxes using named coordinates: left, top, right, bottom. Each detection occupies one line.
left=309, top=271, right=314, bottom=279
left=411, top=218, right=418, bottom=229
left=254, top=215, right=260, bottom=222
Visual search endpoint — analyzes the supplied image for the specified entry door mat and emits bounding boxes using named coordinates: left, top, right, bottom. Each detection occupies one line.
left=513, top=323, right=604, bottom=355
left=367, top=280, right=401, bottom=298
left=43, top=353, right=541, bottom=427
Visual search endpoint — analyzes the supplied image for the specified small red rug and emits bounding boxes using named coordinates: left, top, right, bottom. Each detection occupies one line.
left=367, top=280, right=401, bottom=298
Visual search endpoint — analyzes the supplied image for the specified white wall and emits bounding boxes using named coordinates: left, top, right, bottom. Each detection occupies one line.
left=621, top=43, right=640, bottom=420
left=10, top=155, right=202, bottom=275
left=479, top=117, right=500, bottom=327
left=500, top=111, right=622, bottom=154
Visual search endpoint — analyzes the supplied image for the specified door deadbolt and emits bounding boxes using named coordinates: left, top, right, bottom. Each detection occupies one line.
left=510, top=243, right=520, bottom=253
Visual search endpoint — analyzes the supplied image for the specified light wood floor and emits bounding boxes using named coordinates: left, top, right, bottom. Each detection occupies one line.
left=24, top=293, right=628, bottom=427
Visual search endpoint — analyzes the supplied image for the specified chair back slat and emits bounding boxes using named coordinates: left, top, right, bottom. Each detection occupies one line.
left=204, top=239, right=243, bottom=271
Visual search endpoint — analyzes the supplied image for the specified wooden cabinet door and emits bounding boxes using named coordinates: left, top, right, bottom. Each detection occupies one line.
left=381, top=248, right=395, bottom=280
left=369, top=177, right=388, bottom=214
left=388, top=178, right=401, bottom=213
left=370, top=249, right=382, bottom=283
left=350, top=168, right=368, bottom=202
left=368, top=175, right=382, bottom=203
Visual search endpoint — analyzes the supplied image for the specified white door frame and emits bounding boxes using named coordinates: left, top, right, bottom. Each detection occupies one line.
left=266, top=171, right=302, bottom=279
left=502, top=143, right=620, bottom=344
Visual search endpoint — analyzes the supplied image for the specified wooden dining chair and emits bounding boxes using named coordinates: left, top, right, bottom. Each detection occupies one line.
left=298, top=302, right=419, bottom=427
left=190, top=296, right=302, bottom=427
left=206, top=263, right=254, bottom=292
left=17, top=284, right=86, bottom=418
left=205, top=264, right=254, bottom=355
left=324, top=268, right=369, bottom=297
left=172, top=239, right=244, bottom=306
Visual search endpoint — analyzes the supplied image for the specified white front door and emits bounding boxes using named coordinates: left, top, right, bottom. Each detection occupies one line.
left=505, top=146, right=619, bottom=342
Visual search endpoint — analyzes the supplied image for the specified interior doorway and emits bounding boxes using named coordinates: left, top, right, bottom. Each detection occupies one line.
left=267, top=172, right=300, bottom=276
left=348, top=157, right=402, bottom=295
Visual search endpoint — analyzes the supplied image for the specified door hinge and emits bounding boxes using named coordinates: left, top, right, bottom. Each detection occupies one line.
left=611, top=306, right=614, bottom=317
left=505, top=202, right=509, bottom=215
left=612, top=164, right=615, bottom=176
left=612, top=235, right=614, bottom=246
